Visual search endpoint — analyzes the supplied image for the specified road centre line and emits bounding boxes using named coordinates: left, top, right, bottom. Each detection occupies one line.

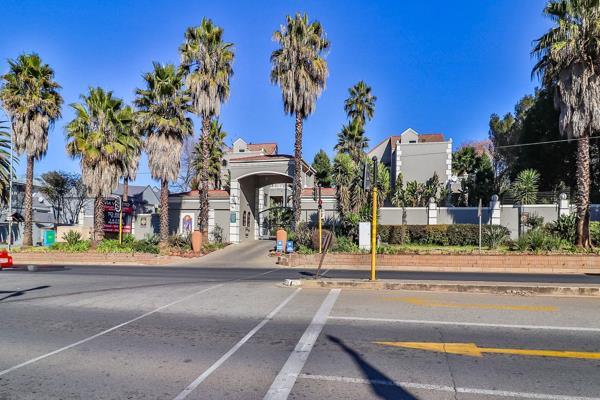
left=328, top=316, right=600, bottom=332
left=173, top=287, right=302, bottom=400
left=0, top=267, right=280, bottom=377
left=263, top=289, right=341, bottom=400
left=298, top=374, right=600, bottom=400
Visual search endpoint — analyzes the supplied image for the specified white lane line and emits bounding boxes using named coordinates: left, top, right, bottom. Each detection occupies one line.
left=0, top=268, right=280, bottom=377
left=298, top=374, right=600, bottom=400
left=320, top=269, right=331, bottom=277
left=173, top=287, right=302, bottom=400
left=328, top=316, right=600, bottom=332
left=264, top=289, right=341, bottom=400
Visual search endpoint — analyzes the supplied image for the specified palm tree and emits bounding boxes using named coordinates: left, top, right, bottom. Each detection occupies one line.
left=179, top=18, right=234, bottom=235
left=0, top=120, right=13, bottom=204
left=344, top=81, right=376, bottom=125
left=0, top=54, right=62, bottom=246
left=135, top=62, right=193, bottom=244
left=510, top=169, right=540, bottom=205
left=335, top=118, right=369, bottom=163
left=66, top=87, right=134, bottom=243
left=271, top=13, right=329, bottom=229
left=532, top=0, right=600, bottom=247
left=193, top=119, right=226, bottom=190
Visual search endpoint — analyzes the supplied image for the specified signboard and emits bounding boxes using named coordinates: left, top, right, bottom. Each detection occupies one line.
left=286, top=240, right=294, bottom=253
left=43, top=230, right=55, bottom=247
left=276, top=240, right=284, bottom=252
left=104, top=198, right=133, bottom=233
left=180, top=213, right=195, bottom=235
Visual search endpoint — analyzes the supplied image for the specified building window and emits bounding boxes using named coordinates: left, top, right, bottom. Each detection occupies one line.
left=409, top=140, right=417, bottom=143
left=242, top=211, right=246, bottom=226
left=222, top=160, right=227, bottom=167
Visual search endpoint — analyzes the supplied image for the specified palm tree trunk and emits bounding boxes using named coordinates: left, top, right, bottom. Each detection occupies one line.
left=93, top=195, right=105, bottom=244
left=575, top=134, right=591, bottom=248
left=160, top=179, right=169, bottom=244
left=199, top=116, right=210, bottom=233
left=123, top=178, right=129, bottom=202
left=292, top=112, right=303, bottom=230
left=22, top=155, right=34, bottom=246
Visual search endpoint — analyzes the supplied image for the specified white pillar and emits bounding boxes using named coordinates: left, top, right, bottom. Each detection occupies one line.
left=427, top=197, right=438, bottom=225
left=229, top=180, right=240, bottom=244
left=559, top=193, right=570, bottom=217
left=208, top=207, right=215, bottom=242
left=490, top=194, right=501, bottom=225
left=257, top=186, right=265, bottom=238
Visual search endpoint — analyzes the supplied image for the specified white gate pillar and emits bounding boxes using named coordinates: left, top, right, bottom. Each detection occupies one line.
left=427, top=197, right=438, bottom=225
left=559, top=193, right=570, bottom=217
left=490, top=194, right=501, bottom=225
left=229, top=179, right=240, bottom=244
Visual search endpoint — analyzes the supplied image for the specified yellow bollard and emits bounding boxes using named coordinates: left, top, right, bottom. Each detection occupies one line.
left=371, top=187, right=378, bottom=281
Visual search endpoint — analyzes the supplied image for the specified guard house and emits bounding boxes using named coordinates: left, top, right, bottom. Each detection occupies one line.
left=169, top=138, right=318, bottom=243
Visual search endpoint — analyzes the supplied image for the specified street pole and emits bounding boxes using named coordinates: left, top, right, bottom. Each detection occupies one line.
left=7, top=125, right=13, bottom=251
left=478, top=198, right=482, bottom=252
left=370, top=156, right=378, bottom=281
left=318, top=184, right=322, bottom=253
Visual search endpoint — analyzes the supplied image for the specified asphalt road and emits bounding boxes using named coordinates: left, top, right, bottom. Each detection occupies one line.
left=1, top=243, right=600, bottom=399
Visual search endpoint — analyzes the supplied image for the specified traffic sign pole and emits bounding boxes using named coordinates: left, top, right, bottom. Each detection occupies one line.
left=370, top=156, right=378, bottom=281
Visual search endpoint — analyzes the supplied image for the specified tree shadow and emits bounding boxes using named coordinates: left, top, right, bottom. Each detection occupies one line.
left=0, top=285, right=50, bottom=302
left=327, top=335, right=418, bottom=400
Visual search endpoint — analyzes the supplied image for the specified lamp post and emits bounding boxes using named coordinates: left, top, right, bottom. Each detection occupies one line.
left=370, top=156, right=378, bottom=281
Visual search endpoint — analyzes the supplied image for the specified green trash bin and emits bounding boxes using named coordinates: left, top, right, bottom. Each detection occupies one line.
left=43, top=230, right=56, bottom=247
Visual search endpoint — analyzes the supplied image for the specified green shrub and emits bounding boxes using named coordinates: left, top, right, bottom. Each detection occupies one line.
left=212, top=224, right=224, bottom=244
left=288, top=223, right=312, bottom=248
left=51, top=241, right=90, bottom=252
left=168, top=234, right=191, bottom=251
left=591, top=222, right=600, bottom=247
left=132, top=238, right=160, bottom=254
left=406, top=225, right=428, bottom=244
left=424, top=225, right=449, bottom=245
left=202, top=242, right=226, bottom=253
left=97, top=239, right=133, bottom=253
left=447, top=225, right=480, bottom=246
left=122, top=234, right=136, bottom=245
left=515, top=229, right=570, bottom=252
left=62, top=230, right=82, bottom=246
left=378, top=225, right=391, bottom=243
left=548, top=214, right=576, bottom=243
left=387, top=225, right=409, bottom=245
left=297, top=244, right=315, bottom=254
left=331, top=236, right=360, bottom=253
left=526, top=214, right=545, bottom=230
left=377, top=244, right=398, bottom=254
left=483, top=225, right=509, bottom=249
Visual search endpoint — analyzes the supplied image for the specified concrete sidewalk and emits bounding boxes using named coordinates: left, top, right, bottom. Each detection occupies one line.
left=297, top=278, right=600, bottom=297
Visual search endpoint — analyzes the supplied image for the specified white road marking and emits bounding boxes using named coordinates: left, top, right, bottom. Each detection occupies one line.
left=328, top=316, right=600, bottom=332
left=320, top=269, right=331, bottom=277
left=173, top=287, right=302, bottom=400
left=264, top=289, right=341, bottom=400
left=0, top=268, right=280, bottom=377
left=298, top=374, right=600, bottom=400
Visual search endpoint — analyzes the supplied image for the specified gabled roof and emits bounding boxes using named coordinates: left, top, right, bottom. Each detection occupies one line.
left=230, top=154, right=292, bottom=162
left=418, top=133, right=445, bottom=143
left=247, top=143, right=277, bottom=155
left=170, top=190, right=230, bottom=199
left=368, top=129, right=447, bottom=155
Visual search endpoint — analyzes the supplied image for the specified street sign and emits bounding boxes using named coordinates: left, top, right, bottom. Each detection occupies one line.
left=276, top=240, right=284, bottom=252
left=286, top=240, right=294, bottom=253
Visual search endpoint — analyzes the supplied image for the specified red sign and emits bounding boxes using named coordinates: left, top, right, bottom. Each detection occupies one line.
left=104, top=198, right=133, bottom=233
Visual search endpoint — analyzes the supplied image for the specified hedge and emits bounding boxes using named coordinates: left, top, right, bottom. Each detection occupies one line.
left=379, top=224, right=509, bottom=246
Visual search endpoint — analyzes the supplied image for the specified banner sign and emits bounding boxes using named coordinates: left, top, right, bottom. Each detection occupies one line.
left=104, top=198, right=133, bottom=233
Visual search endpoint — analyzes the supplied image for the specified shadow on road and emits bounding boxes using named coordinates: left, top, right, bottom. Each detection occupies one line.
left=327, top=335, right=418, bottom=400
left=0, top=285, right=50, bottom=302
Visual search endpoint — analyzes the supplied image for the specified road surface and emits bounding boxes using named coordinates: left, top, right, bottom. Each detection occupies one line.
left=1, top=241, right=599, bottom=399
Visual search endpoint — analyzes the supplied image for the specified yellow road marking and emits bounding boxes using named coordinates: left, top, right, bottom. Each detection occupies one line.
left=385, top=297, right=557, bottom=312
left=374, top=341, right=600, bottom=360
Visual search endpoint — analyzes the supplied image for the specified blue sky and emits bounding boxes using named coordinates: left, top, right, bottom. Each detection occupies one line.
left=0, top=0, right=551, bottom=187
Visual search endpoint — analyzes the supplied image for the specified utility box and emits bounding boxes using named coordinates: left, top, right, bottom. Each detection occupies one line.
left=43, top=229, right=56, bottom=247
left=359, top=222, right=371, bottom=250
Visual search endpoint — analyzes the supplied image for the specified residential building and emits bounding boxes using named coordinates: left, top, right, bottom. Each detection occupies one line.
left=367, top=128, right=453, bottom=189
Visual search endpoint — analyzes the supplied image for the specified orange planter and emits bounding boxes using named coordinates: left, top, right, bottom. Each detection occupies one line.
left=191, top=230, right=202, bottom=253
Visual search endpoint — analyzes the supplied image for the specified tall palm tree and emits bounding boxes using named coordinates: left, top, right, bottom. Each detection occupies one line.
left=179, top=18, right=234, bottom=235
left=335, top=118, right=369, bottom=163
left=532, top=0, right=600, bottom=247
left=135, top=62, right=193, bottom=244
left=66, top=87, right=135, bottom=243
left=271, top=13, right=330, bottom=228
left=0, top=120, right=14, bottom=204
left=192, top=119, right=227, bottom=190
left=0, top=54, right=62, bottom=246
left=344, top=81, right=376, bottom=125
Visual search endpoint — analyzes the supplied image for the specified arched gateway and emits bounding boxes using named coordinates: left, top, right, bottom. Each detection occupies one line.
left=169, top=139, right=336, bottom=244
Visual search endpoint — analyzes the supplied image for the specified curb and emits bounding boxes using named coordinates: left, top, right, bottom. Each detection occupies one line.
left=298, top=279, right=600, bottom=297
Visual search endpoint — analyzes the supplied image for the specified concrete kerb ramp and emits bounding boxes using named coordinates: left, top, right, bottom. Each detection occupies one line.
left=172, top=240, right=277, bottom=268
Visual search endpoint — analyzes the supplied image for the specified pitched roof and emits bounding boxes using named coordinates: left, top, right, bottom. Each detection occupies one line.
left=418, top=133, right=445, bottom=143
left=170, top=190, right=230, bottom=199
left=230, top=154, right=292, bottom=162
left=246, top=143, right=277, bottom=155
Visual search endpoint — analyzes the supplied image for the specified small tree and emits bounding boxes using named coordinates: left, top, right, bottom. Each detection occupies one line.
left=40, top=171, right=72, bottom=225
left=63, top=174, right=87, bottom=224
left=312, top=149, right=332, bottom=187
